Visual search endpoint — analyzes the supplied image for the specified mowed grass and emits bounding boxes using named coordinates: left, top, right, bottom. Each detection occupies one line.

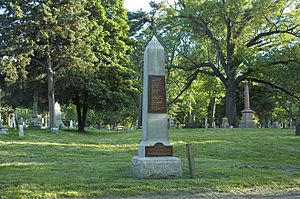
left=0, top=128, right=299, bottom=198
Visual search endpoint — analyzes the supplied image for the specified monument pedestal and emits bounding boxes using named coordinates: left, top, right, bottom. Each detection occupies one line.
left=239, top=109, right=256, bottom=128
left=133, top=141, right=182, bottom=178
left=132, top=156, right=182, bottom=178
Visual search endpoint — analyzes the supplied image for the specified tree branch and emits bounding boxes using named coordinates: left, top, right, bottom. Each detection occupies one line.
left=168, top=71, right=198, bottom=105
left=201, top=20, right=228, bottom=69
left=248, top=77, right=300, bottom=101
left=246, top=25, right=300, bottom=47
left=32, top=58, right=45, bottom=68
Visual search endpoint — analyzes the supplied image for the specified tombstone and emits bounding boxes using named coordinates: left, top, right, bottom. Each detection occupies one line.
left=54, top=102, right=65, bottom=129
left=29, top=91, right=41, bottom=129
left=0, top=119, right=8, bottom=134
left=131, top=37, right=182, bottom=178
left=272, top=122, right=280, bottom=128
left=0, top=110, right=7, bottom=134
left=221, top=117, right=230, bottom=128
left=239, top=80, right=256, bottom=128
left=0, top=102, right=6, bottom=134
left=169, top=116, right=175, bottom=129
left=18, top=118, right=24, bottom=136
left=69, top=120, right=74, bottom=128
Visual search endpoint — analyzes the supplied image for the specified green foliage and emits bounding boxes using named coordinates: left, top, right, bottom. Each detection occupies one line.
left=1, top=0, right=139, bottom=131
left=0, top=128, right=299, bottom=198
left=147, top=0, right=300, bottom=126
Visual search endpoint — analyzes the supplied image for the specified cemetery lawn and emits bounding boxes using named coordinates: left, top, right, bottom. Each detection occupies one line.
left=0, top=128, right=299, bottom=198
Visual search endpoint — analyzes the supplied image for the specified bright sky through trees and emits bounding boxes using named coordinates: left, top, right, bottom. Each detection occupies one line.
left=124, top=0, right=168, bottom=11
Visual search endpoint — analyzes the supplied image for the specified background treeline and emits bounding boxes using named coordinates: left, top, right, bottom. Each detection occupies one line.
left=0, top=0, right=299, bottom=131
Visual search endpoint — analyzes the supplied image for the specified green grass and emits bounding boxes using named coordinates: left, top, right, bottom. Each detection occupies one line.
left=0, top=128, right=299, bottom=198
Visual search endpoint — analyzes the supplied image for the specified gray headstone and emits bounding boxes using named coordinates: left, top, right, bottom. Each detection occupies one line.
left=18, top=125, right=24, bottom=136
left=18, top=118, right=24, bottom=136
left=221, top=117, right=230, bottom=128
left=169, top=116, right=175, bottom=129
left=131, top=37, right=182, bottom=178
left=272, top=122, right=280, bottom=128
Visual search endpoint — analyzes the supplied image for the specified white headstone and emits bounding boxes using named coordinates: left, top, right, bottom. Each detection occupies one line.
left=131, top=36, right=182, bottom=178
left=69, top=120, right=74, bottom=128
left=18, top=119, right=24, bottom=137
left=169, top=116, right=175, bottom=129
left=55, top=102, right=65, bottom=129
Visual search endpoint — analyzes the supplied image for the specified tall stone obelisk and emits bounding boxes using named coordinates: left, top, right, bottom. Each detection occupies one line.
left=30, top=91, right=41, bottom=129
left=131, top=36, right=182, bottom=178
left=239, top=80, right=256, bottom=128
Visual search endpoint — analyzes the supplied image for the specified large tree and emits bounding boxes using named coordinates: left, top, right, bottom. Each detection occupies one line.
left=0, top=0, right=95, bottom=131
left=57, top=0, right=138, bottom=132
left=163, top=0, right=300, bottom=126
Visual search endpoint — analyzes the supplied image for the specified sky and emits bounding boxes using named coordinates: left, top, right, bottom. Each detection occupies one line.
left=124, top=0, right=162, bottom=12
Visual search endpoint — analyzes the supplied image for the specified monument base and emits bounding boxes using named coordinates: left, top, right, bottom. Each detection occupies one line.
left=240, top=109, right=256, bottom=128
left=239, top=122, right=256, bottom=128
left=131, top=156, right=182, bottom=179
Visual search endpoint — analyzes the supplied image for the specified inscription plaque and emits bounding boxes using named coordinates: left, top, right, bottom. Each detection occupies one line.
left=148, top=75, right=167, bottom=113
left=145, top=142, right=173, bottom=157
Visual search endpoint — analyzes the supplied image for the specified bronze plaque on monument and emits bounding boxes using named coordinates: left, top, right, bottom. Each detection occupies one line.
left=145, top=142, right=173, bottom=157
left=148, top=75, right=167, bottom=113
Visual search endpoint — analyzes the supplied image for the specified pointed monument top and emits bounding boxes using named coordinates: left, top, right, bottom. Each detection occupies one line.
left=146, top=36, right=164, bottom=50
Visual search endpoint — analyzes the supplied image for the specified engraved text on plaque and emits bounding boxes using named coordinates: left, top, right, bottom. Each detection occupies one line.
left=148, top=75, right=167, bottom=113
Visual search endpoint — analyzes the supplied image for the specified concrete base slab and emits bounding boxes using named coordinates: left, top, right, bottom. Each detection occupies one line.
left=239, top=122, right=256, bottom=128
left=131, top=156, right=182, bottom=179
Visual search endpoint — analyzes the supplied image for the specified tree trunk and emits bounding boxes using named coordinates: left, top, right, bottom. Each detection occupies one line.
left=74, top=93, right=88, bottom=132
left=46, top=50, right=57, bottom=130
left=81, top=96, right=88, bottom=132
left=211, top=97, right=216, bottom=128
left=288, top=102, right=294, bottom=129
left=75, top=98, right=82, bottom=131
left=137, top=94, right=142, bottom=129
left=225, top=79, right=237, bottom=127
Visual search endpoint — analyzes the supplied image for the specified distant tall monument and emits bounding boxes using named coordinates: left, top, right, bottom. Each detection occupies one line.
left=29, top=91, right=41, bottom=129
left=239, top=80, right=256, bottom=128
